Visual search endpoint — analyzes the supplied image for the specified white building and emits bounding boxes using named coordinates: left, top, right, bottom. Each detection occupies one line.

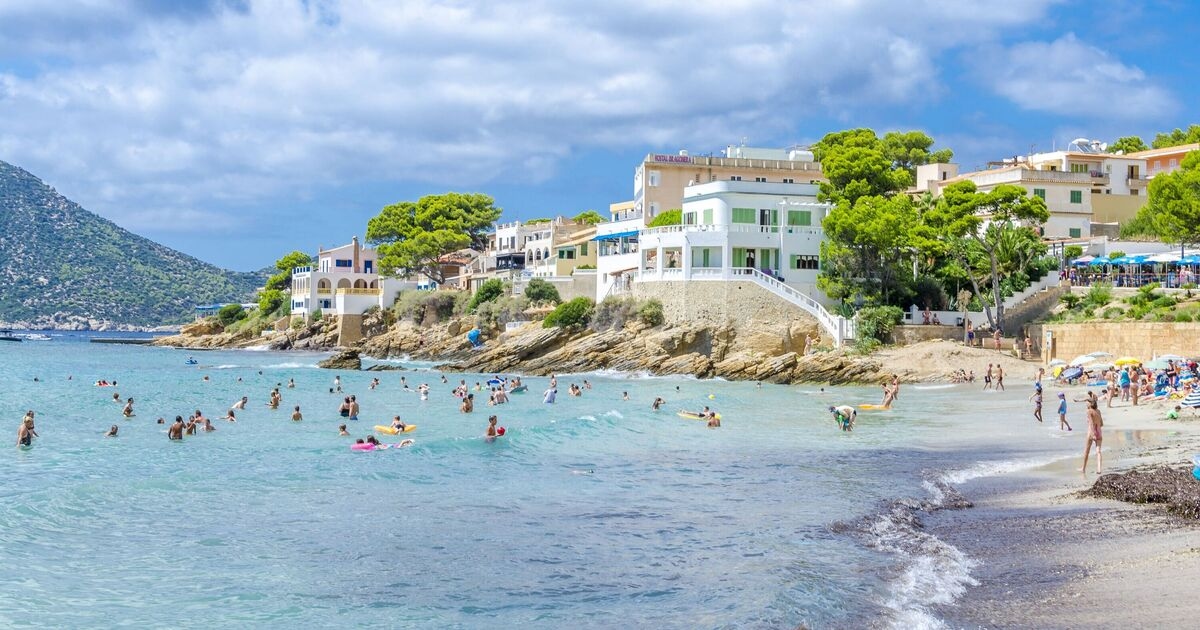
left=290, top=237, right=407, bottom=318
left=594, top=200, right=644, bottom=299
left=635, top=180, right=831, bottom=301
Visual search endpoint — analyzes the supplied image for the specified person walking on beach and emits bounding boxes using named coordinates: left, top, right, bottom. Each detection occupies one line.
left=1131, top=370, right=1142, bottom=406
left=1056, top=393, right=1072, bottom=431
left=995, top=365, right=1005, bottom=391
left=1081, top=399, right=1103, bottom=473
left=993, top=328, right=1002, bottom=351
left=1119, top=367, right=1132, bottom=402
left=1029, top=384, right=1043, bottom=423
left=983, top=364, right=993, bottom=390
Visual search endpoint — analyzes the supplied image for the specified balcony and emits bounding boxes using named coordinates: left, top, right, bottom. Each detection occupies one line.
left=317, top=288, right=332, bottom=295
left=336, top=288, right=381, bottom=296
left=1127, top=176, right=1150, bottom=188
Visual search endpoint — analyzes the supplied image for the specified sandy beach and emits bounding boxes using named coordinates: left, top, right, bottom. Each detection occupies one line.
left=930, top=392, right=1200, bottom=629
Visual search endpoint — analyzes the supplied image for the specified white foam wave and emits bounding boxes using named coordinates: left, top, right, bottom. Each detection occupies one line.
left=577, top=415, right=597, bottom=422
left=939, top=453, right=1075, bottom=485
left=602, top=410, right=624, bottom=419
left=912, top=384, right=956, bottom=390
left=264, top=362, right=320, bottom=369
left=241, top=344, right=271, bottom=352
left=213, top=364, right=238, bottom=370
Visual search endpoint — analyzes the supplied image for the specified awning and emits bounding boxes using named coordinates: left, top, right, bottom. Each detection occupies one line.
left=592, top=230, right=639, bottom=241
left=557, top=230, right=599, bottom=249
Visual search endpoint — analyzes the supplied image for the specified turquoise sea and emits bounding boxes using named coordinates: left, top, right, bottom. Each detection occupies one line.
left=0, top=334, right=1083, bottom=628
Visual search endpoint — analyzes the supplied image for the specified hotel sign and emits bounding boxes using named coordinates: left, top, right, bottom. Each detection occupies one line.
left=651, top=154, right=692, bottom=163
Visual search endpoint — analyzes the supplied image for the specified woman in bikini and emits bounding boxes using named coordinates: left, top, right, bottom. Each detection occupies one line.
left=1081, top=399, right=1103, bottom=474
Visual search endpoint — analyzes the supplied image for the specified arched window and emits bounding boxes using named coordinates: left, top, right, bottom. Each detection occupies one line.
left=354, top=279, right=367, bottom=289
left=337, top=278, right=352, bottom=289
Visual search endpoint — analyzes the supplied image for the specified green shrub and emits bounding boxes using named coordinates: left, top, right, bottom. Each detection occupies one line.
left=573, top=264, right=596, bottom=271
left=258, top=289, right=286, bottom=315
left=1176, top=312, right=1194, bottom=322
left=1102, top=306, right=1124, bottom=319
left=467, top=279, right=506, bottom=312
left=1085, top=282, right=1113, bottom=307
left=544, top=297, right=595, bottom=329
left=647, top=208, right=681, bottom=227
left=474, top=295, right=529, bottom=329
left=1064, top=245, right=1083, bottom=259
left=1151, top=295, right=1177, bottom=309
left=523, top=278, right=561, bottom=305
left=1060, top=293, right=1082, bottom=309
left=638, top=299, right=665, bottom=326
left=912, top=276, right=949, bottom=310
left=310, top=308, right=323, bottom=322
left=1108, top=250, right=1125, bottom=260
left=856, top=305, right=904, bottom=343
left=591, top=296, right=638, bottom=330
left=394, top=290, right=469, bottom=324
left=217, top=303, right=246, bottom=326
left=291, top=317, right=305, bottom=330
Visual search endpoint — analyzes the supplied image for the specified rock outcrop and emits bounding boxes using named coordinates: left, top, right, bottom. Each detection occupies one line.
left=318, top=349, right=362, bottom=370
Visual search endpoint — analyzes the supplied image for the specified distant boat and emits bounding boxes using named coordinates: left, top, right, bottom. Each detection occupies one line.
left=17, top=333, right=50, bottom=341
left=0, top=329, right=21, bottom=342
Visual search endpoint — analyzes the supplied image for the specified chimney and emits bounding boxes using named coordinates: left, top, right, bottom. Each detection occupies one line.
left=352, top=236, right=360, bottom=273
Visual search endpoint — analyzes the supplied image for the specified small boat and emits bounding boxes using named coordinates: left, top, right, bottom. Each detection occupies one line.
left=0, top=329, right=22, bottom=343
left=17, top=333, right=50, bottom=341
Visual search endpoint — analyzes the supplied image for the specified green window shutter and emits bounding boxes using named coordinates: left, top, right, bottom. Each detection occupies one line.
left=788, top=210, right=812, bottom=226
left=580, top=242, right=587, bottom=256
left=1069, top=228, right=1081, bottom=238
left=732, top=208, right=755, bottom=224
left=1070, top=190, right=1082, bottom=203
left=1033, top=188, right=1045, bottom=200
left=702, top=208, right=712, bottom=225
left=770, top=209, right=779, bottom=225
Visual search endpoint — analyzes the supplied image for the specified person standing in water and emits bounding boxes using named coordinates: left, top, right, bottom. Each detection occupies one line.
left=348, top=395, right=360, bottom=421
left=122, top=398, right=135, bottom=418
left=17, top=416, right=38, bottom=447
left=461, top=393, right=474, bottom=413
left=1081, top=399, right=1103, bottom=473
left=829, top=405, right=856, bottom=432
left=168, top=416, right=185, bottom=440
left=1056, top=393, right=1072, bottom=431
left=291, top=405, right=303, bottom=422
left=1029, top=383, right=1043, bottom=423
left=105, top=425, right=118, bottom=437
left=485, top=415, right=499, bottom=440
left=651, top=397, right=664, bottom=411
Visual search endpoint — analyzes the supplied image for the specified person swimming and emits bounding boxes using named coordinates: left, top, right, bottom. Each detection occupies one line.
left=390, top=415, right=407, bottom=432
left=339, top=424, right=350, bottom=436
left=105, top=425, right=118, bottom=437
left=652, top=397, right=664, bottom=411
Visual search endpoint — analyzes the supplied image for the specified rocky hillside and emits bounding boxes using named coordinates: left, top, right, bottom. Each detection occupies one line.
left=0, top=160, right=266, bottom=328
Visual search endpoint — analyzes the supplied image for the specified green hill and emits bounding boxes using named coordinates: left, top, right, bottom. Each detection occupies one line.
left=0, top=160, right=267, bottom=329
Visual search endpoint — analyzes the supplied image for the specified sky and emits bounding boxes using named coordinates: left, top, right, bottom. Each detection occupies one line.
left=0, top=0, right=1197, bottom=271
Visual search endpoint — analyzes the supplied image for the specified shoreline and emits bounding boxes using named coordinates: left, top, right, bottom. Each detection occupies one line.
left=927, top=395, right=1200, bottom=628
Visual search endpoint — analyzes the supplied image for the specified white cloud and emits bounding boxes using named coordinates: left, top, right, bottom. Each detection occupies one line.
left=976, top=33, right=1178, bottom=120
left=0, top=0, right=1123, bottom=234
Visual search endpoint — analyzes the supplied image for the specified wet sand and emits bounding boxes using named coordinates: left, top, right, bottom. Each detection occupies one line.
left=931, top=395, right=1200, bottom=629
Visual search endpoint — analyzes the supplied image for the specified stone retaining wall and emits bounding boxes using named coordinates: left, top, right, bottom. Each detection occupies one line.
left=1033, top=321, right=1200, bottom=363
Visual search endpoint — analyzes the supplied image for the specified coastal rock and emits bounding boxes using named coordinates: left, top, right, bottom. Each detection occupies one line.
left=181, top=319, right=223, bottom=336
left=364, top=364, right=406, bottom=371
left=319, top=349, right=361, bottom=370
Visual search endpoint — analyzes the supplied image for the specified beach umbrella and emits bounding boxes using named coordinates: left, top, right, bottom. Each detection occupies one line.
left=1048, top=358, right=1067, bottom=367
left=1114, top=357, right=1141, bottom=366
left=1182, top=390, right=1200, bottom=408
left=1088, top=258, right=1109, bottom=267
left=1158, top=354, right=1187, bottom=363
left=1146, top=358, right=1172, bottom=371
left=1072, top=256, right=1094, bottom=266
left=1147, top=252, right=1182, bottom=263
left=1087, top=351, right=1113, bottom=358
left=1069, top=354, right=1095, bottom=366
left=1060, top=366, right=1084, bottom=381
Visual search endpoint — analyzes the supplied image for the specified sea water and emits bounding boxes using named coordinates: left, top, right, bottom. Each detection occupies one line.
left=0, top=335, right=1080, bottom=629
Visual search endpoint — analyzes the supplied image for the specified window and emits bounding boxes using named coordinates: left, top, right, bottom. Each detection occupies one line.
left=1070, top=163, right=1087, bottom=173
left=1170, top=158, right=1178, bottom=168
left=791, top=255, right=819, bottom=270
left=755, top=177, right=767, bottom=183
left=580, top=242, right=587, bottom=256
left=1131, top=189, right=1139, bottom=196
left=683, top=212, right=697, bottom=225
left=787, top=210, right=812, bottom=227
left=702, top=208, right=712, bottom=225
left=732, top=208, right=755, bottom=224
left=1069, top=190, right=1082, bottom=204
left=1069, top=228, right=1081, bottom=238
left=730, top=175, right=742, bottom=181
left=335, top=259, right=352, bottom=268
left=648, top=170, right=661, bottom=187
left=649, top=202, right=660, bottom=217
left=782, top=178, right=794, bottom=184
left=1033, top=188, right=1045, bottom=200
left=558, top=249, right=575, bottom=260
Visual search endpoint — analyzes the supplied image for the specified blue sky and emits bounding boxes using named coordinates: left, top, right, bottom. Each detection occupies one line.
left=1, top=0, right=1197, bottom=271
